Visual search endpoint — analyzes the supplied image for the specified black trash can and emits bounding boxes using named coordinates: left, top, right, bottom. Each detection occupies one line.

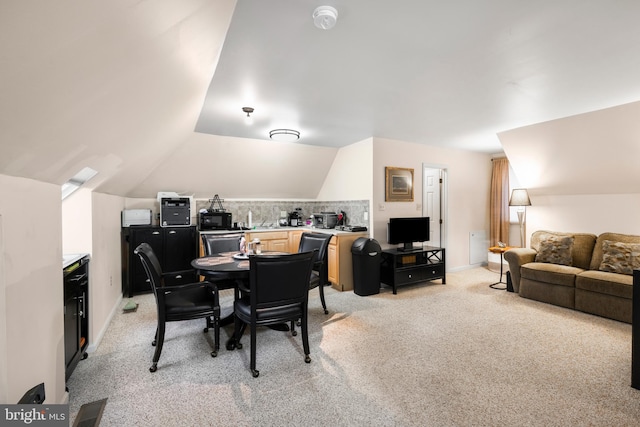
left=351, top=238, right=382, bottom=296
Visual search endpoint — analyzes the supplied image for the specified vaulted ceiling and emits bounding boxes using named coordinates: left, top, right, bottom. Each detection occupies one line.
left=2, top=1, right=640, bottom=199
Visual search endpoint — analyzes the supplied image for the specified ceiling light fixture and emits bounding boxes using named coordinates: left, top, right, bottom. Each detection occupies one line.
left=242, top=107, right=254, bottom=124
left=269, top=129, right=300, bottom=142
left=313, top=6, right=338, bottom=30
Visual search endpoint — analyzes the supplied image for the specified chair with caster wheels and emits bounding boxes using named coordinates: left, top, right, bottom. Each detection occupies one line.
left=135, top=243, right=221, bottom=373
left=231, top=251, right=316, bottom=377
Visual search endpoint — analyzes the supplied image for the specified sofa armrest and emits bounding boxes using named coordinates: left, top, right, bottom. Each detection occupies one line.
left=503, top=248, right=537, bottom=293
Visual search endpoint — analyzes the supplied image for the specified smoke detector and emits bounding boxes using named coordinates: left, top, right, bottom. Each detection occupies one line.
left=313, top=6, right=338, bottom=30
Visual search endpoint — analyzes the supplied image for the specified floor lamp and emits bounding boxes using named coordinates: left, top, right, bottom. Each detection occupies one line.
left=509, top=188, right=531, bottom=248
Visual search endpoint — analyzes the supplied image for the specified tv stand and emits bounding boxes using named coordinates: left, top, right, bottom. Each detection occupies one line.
left=380, top=246, right=445, bottom=294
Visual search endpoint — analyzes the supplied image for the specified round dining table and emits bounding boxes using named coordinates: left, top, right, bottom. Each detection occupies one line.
left=191, top=251, right=290, bottom=350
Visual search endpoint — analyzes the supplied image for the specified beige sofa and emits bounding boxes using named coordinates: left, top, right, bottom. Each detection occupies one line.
left=504, top=230, right=639, bottom=323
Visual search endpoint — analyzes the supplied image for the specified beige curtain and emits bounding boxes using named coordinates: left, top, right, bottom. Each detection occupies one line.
left=490, top=158, right=510, bottom=247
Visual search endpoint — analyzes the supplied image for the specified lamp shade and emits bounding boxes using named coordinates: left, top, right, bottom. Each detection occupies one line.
left=509, top=188, right=531, bottom=207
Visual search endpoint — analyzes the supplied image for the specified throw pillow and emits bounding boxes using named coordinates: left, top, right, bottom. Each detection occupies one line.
left=599, top=240, right=640, bottom=275
left=535, top=235, right=574, bottom=266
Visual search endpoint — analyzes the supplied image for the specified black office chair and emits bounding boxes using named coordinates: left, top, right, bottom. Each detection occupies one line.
left=298, top=232, right=333, bottom=315
left=134, top=243, right=221, bottom=373
left=231, top=251, right=316, bottom=377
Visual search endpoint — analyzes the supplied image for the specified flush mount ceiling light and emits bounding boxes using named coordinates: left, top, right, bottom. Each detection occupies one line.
left=313, top=6, right=338, bottom=30
left=269, top=129, right=300, bottom=142
left=242, top=107, right=254, bottom=124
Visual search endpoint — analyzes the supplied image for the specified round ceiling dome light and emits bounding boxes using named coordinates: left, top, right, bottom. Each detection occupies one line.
left=313, top=6, right=338, bottom=30
left=269, top=129, right=300, bottom=142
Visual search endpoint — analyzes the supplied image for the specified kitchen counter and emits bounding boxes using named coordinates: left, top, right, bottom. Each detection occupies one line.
left=63, top=253, right=90, bottom=269
left=199, top=226, right=367, bottom=236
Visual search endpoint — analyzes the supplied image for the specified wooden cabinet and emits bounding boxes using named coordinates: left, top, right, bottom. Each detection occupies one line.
left=327, top=232, right=368, bottom=291
left=245, top=230, right=290, bottom=252
left=288, top=230, right=304, bottom=253
left=122, top=226, right=197, bottom=297
left=380, top=246, right=446, bottom=294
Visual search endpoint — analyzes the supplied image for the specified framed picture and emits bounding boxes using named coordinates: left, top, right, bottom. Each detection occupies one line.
left=385, top=167, right=414, bottom=202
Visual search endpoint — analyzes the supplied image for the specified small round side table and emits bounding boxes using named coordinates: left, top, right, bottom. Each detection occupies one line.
left=488, top=246, right=513, bottom=290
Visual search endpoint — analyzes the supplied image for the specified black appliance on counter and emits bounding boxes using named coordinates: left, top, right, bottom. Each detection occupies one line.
left=288, top=209, right=303, bottom=227
left=199, top=210, right=232, bottom=230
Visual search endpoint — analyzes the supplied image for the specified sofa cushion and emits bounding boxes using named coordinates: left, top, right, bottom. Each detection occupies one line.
left=520, top=262, right=583, bottom=287
left=531, top=231, right=596, bottom=270
left=576, top=270, right=633, bottom=299
left=535, top=235, right=574, bottom=266
left=589, top=232, right=640, bottom=271
left=598, top=240, right=640, bottom=275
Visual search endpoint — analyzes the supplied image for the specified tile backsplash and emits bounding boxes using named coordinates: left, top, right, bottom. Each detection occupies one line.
left=195, top=199, right=370, bottom=228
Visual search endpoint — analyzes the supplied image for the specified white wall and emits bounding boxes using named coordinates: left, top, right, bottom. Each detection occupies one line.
left=62, top=188, right=93, bottom=254
left=0, top=174, right=66, bottom=404
left=372, top=138, right=493, bottom=270
left=88, top=193, right=125, bottom=351
left=525, top=193, right=640, bottom=243
left=316, top=138, right=374, bottom=202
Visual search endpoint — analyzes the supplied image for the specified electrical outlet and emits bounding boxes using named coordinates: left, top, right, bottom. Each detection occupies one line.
left=379, top=203, right=385, bottom=211
left=280, top=210, right=287, bottom=218
left=416, top=203, right=422, bottom=211
left=363, top=211, right=368, bottom=221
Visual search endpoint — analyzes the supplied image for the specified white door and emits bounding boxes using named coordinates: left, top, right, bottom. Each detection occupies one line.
left=423, top=166, right=445, bottom=247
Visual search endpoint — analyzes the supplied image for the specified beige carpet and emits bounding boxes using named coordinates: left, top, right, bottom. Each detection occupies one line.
left=67, top=267, right=638, bottom=426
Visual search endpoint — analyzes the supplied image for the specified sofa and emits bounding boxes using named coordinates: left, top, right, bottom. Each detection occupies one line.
left=504, top=230, right=639, bottom=323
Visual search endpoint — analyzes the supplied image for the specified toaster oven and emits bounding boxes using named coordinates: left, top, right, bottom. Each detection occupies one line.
left=312, top=213, right=338, bottom=229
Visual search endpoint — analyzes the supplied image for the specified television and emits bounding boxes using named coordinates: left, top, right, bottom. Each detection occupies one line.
left=387, top=216, right=430, bottom=251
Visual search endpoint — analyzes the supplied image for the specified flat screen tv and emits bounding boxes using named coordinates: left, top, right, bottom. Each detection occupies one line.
left=387, top=216, right=430, bottom=251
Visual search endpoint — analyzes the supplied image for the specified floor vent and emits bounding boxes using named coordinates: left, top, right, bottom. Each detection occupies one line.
left=73, top=398, right=107, bottom=427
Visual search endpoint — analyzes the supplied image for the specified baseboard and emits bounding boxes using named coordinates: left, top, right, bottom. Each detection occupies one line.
left=86, top=294, right=123, bottom=353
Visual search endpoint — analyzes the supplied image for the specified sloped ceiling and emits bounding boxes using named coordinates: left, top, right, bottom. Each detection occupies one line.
left=499, top=100, right=640, bottom=196
left=3, top=1, right=640, bottom=199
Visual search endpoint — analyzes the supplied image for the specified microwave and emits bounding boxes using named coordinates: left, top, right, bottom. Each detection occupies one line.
left=312, top=212, right=338, bottom=229
left=199, top=211, right=232, bottom=230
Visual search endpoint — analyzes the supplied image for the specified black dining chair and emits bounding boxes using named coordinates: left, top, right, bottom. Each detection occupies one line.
left=298, top=232, right=333, bottom=315
left=201, top=234, right=243, bottom=258
left=134, top=243, right=221, bottom=373
left=231, top=251, right=316, bottom=377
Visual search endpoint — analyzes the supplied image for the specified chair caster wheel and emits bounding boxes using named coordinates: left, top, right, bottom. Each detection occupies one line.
left=211, top=351, right=217, bottom=357
left=236, top=342, right=243, bottom=349
left=81, top=352, right=88, bottom=360
left=305, top=355, right=311, bottom=363
left=251, top=369, right=259, bottom=378
left=291, top=330, right=297, bottom=336
left=149, top=364, right=157, bottom=372
left=226, top=341, right=235, bottom=351
left=203, top=327, right=209, bottom=333
left=152, top=340, right=156, bottom=346
left=323, top=309, right=329, bottom=315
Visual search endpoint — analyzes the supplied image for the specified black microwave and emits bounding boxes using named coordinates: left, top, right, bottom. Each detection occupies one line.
left=199, top=211, right=232, bottom=230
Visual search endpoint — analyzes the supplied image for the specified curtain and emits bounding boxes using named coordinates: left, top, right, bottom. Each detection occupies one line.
left=490, top=158, right=510, bottom=247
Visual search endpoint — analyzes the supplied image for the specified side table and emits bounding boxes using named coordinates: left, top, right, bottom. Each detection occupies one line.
left=488, top=246, right=512, bottom=290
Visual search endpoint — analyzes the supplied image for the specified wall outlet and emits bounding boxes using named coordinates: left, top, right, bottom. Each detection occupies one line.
left=363, top=211, right=368, bottom=221
left=280, top=210, right=287, bottom=217
left=378, top=203, right=385, bottom=211
left=416, top=203, right=422, bottom=211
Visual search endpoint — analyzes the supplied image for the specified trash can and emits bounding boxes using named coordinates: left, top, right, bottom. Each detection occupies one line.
left=351, top=237, right=382, bottom=296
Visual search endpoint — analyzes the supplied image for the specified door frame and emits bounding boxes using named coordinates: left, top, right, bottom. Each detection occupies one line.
left=422, top=163, right=448, bottom=248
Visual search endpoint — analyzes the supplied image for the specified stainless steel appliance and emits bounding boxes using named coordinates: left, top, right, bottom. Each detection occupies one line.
left=199, top=210, right=232, bottom=230
left=288, top=210, right=302, bottom=227
left=312, top=212, right=338, bottom=229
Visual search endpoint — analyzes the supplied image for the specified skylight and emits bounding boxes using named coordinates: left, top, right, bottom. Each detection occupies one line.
left=61, top=167, right=98, bottom=200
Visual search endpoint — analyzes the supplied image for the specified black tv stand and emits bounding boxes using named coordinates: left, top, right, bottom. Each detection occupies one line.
left=380, top=246, right=445, bottom=294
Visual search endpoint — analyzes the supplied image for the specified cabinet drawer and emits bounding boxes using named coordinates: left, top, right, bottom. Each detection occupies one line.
left=423, top=264, right=444, bottom=280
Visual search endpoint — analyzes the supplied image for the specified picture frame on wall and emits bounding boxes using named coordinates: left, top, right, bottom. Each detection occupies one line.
left=385, top=167, right=414, bottom=202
